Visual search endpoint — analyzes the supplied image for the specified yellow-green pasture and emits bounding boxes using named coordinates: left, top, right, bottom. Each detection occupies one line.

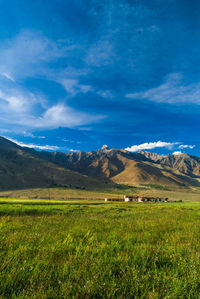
left=0, top=185, right=200, bottom=202
left=0, top=199, right=200, bottom=298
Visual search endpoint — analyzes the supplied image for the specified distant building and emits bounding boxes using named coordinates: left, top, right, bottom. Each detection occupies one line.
left=124, top=195, right=169, bottom=203
left=105, top=196, right=169, bottom=202
left=124, top=195, right=138, bottom=202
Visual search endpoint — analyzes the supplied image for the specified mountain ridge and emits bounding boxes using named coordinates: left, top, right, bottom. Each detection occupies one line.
left=38, top=145, right=200, bottom=187
left=0, top=136, right=200, bottom=190
left=0, top=137, right=110, bottom=190
left=139, top=150, right=200, bottom=177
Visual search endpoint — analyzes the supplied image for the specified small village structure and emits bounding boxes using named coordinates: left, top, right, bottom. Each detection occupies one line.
left=105, top=195, right=169, bottom=203
left=124, top=195, right=169, bottom=202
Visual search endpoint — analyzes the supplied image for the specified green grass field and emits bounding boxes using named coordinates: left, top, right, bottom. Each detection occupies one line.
left=0, top=199, right=200, bottom=298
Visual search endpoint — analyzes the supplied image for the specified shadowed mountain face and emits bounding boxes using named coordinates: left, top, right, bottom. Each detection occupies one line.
left=39, top=147, right=148, bottom=179
left=139, top=151, right=200, bottom=177
left=1, top=137, right=200, bottom=190
left=0, top=137, right=108, bottom=190
left=40, top=145, right=200, bottom=188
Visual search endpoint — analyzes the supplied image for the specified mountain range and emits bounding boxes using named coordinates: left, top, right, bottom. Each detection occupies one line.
left=0, top=137, right=107, bottom=190
left=0, top=137, right=200, bottom=190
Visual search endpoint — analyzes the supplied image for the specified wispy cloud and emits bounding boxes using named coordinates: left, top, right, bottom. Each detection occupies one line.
left=125, top=141, right=196, bottom=153
left=179, top=144, right=195, bottom=149
left=85, top=39, right=116, bottom=67
left=0, top=1, right=199, bottom=152
left=0, top=92, right=31, bottom=113
left=96, top=90, right=114, bottom=98
left=59, top=79, right=92, bottom=96
left=0, top=79, right=104, bottom=131
left=6, top=137, right=78, bottom=152
left=6, top=137, right=59, bottom=151
left=126, top=73, right=200, bottom=104
left=0, top=30, right=69, bottom=80
left=0, top=74, right=47, bottom=118
left=125, top=141, right=179, bottom=152
left=29, top=104, right=104, bottom=129
left=23, top=132, right=46, bottom=139
left=0, top=72, right=15, bottom=82
left=0, top=100, right=104, bottom=130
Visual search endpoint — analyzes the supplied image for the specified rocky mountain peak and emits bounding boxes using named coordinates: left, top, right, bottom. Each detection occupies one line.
left=139, top=151, right=164, bottom=161
left=101, top=145, right=110, bottom=151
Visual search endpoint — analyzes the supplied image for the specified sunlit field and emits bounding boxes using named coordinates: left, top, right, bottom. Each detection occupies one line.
left=0, top=199, right=200, bottom=298
left=0, top=185, right=200, bottom=202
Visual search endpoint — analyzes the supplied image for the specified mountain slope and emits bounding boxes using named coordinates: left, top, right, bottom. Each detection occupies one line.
left=0, top=137, right=107, bottom=190
left=139, top=151, right=200, bottom=177
left=40, top=146, right=200, bottom=187
left=1, top=137, right=200, bottom=190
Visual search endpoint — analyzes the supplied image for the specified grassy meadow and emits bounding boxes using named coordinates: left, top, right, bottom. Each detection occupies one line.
left=0, top=184, right=200, bottom=201
left=0, top=199, right=200, bottom=298
left=0, top=187, right=124, bottom=200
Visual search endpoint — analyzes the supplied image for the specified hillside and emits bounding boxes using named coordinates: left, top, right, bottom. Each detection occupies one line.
left=1, top=137, right=200, bottom=190
left=139, top=151, right=200, bottom=177
left=0, top=137, right=108, bottom=190
left=40, top=145, right=200, bottom=187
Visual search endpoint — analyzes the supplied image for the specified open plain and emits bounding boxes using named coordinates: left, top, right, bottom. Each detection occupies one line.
left=0, top=196, right=200, bottom=298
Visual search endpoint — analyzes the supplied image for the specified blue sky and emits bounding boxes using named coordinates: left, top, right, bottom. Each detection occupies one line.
left=0, top=0, right=200, bottom=155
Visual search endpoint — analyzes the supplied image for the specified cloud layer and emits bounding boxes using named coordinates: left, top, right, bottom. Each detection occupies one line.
left=125, top=141, right=197, bottom=154
left=125, top=141, right=179, bottom=152
left=172, top=151, right=183, bottom=156
left=126, top=73, right=200, bottom=105
left=6, top=137, right=59, bottom=151
left=0, top=1, right=199, bottom=153
left=0, top=30, right=104, bottom=131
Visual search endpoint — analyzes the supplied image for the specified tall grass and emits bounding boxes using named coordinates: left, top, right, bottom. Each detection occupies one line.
left=0, top=201, right=200, bottom=298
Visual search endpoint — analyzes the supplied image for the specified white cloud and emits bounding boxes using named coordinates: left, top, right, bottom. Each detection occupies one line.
left=23, top=132, right=46, bottom=139
left=15, top=104, right=104, bottom=129
left=125, top=141, right=179, bottom=152
left=0, top=84, right=47, bottom=131
left=172, top=151, right=183, bottom=156
left=6, top=137, right=59, bottom=151
left=179, top=144, right=195, bottom=149
left=4, top=96, right=27, bottom=112
left=96, top=90, right=114, bottom=98
left=59, top=77, right=114, bottom=99
left=6, top=137, right=78, bottom=152
left=0, top=82, right=103, bottom=130
left=59, top=79, right=92, bottom=96
left=0, top=30, right=114, bottom=102
left=125, top=141, right=196, bottom=153
left=60, top=79, right=78, bottom=94
left=0, top=83, right=45, bottom=115
left=126, top=73, right=200, bottom=104
left=62, top=138, right=80, bottom=144
left=0, top=30, right=106, bottom=132
left=37, top=104, right=102, bottom=128
left=0, top=72, right=15, bottom=82
left=23, top=132, right=35, bottom=138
